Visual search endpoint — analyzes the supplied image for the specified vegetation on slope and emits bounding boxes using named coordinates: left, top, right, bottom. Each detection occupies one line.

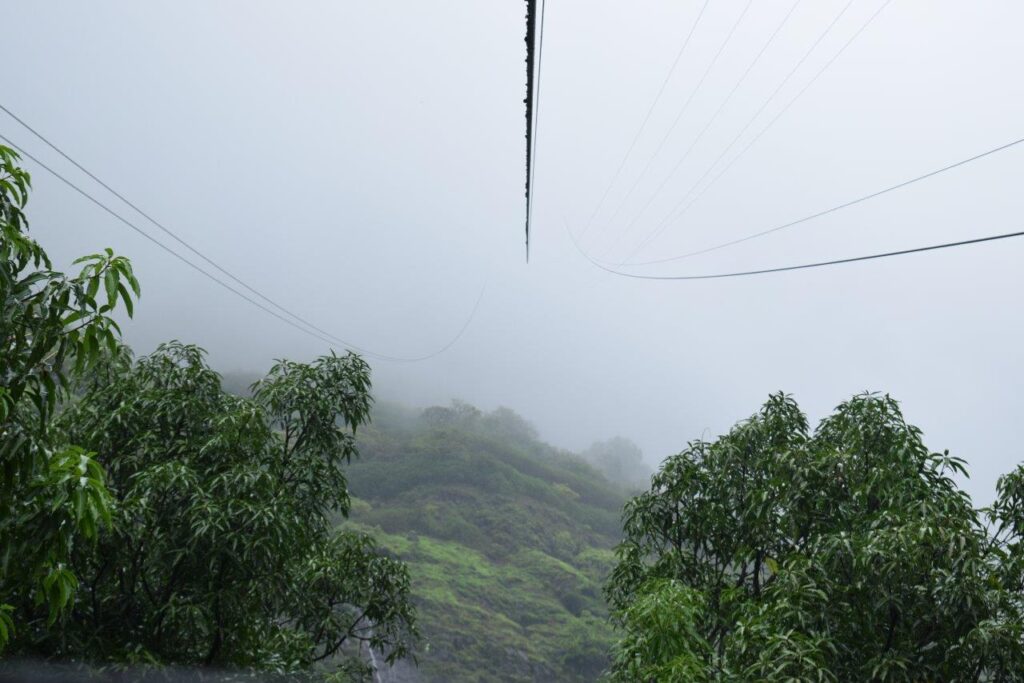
left=606, top=392, right=1024, bottom=681
left=343, top=401, right=637, bottom=682
left=0, top=144, right=139, bottom=650
left=0, top=145, right=416, bottom=680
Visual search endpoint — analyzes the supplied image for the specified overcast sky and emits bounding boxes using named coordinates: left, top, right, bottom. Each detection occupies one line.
left=4, top=1, right=1023, bottom=502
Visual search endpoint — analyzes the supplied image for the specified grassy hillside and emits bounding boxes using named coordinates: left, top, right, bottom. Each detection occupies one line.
left=343, top=401, right=631, bottom=682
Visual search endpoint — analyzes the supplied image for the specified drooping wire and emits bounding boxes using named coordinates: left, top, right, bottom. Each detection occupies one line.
left=595, top=0, right=756, bottom=254
left=0, top=102, right=381, bottom=350
left=622, top=0, right=892, bottom=263
left=577, top=0, right=712, bottom=241
left=599, top=0, right=803, bottom=257
left=566, top=218, right=1024, bottom=281
left=524, top=0, right=547, bottom=261
left=529, top=0, right=547, bottom=260
left=0, top=130, right=487, bottom=363
left=615, top=135, right=1024, bottom=266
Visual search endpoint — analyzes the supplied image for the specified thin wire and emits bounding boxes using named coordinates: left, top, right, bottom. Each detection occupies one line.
left=630, top=0, right=896, bottom=262
left=567, top=218, right=1024, bottom=281
left=0, top=101, right=413, bottom=359
left=595, top=0, right=756, bottom=254
left=617, top=135, right=1024, bottom=266
left=577, top=0, right=712, bottom=240
left=526, top=0, right=547, bottom=261
left=600, top=0, right=802, bottom=257
left=524, top=0, right=537, bottom=259
left=0, top=131, right=486, bottom=363
left=0, top=132, right=351, bottom=352
left=621, top=0, right=870, bottom=263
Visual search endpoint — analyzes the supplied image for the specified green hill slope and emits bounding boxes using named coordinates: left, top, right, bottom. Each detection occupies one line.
left=343, top=401, right=630, bottom=682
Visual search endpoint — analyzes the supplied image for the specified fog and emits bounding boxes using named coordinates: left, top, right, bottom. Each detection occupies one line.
left=4, top=1, right=1022, bottom=502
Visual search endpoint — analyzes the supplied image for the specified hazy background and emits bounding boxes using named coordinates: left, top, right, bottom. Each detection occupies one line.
left=3, top=1, right=1022, bottom=502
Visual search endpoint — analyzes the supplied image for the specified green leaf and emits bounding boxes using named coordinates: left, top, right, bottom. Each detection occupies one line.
left=104, top=267, right=117, bottom=309
left=117, top=282, right=134, bottom=318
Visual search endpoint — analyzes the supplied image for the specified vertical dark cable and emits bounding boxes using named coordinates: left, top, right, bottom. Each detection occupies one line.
left=528, top=0, right=547, bottom=263
left=524, top=0, right=537, bottom=261
left=0, top=130, right=488, bottom=363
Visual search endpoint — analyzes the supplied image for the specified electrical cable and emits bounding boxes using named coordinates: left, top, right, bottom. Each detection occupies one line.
left=526, top=0, right=547, bottom=260
left=0, top=129, right=486, bottom=363
left=0, top=102, right=403, bottom=357
left=567, top=218, right=1024, bottom=281
left=599, top=0, right=802, bottom=257
left=622, top=0, right=892, bottom=262
left=615, top=135, right=1024, bottom=266
left=577, top=0, right=712, bottom=240
left=596, top=0, right=756, bottom=253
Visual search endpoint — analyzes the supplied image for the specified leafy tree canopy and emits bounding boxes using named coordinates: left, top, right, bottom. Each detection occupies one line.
left=419, top=401, right=539, bottom=447
left=0, top=145, right=138, bottom=646
left=2, top=342, right=417, bottom=676
left=606, top=392, right=1024, bottom=682
left=0, top=146, right=416, bottom=678
left=582, top=436, right=649, bottom=492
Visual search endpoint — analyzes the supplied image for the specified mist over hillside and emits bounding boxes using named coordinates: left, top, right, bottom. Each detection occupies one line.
left=342, top=400, right=642, bottom=682
left=6, top=1, right=1024, bottom=680
left=221, top=369, right=658, bottom=487
left=216, top=373, right=652, bottom=680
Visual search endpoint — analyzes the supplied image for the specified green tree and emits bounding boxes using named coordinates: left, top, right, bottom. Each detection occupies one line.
left=6, top=342, right=417, bottom=676
left=582, top=436, right=648, bottom=491
left=606, top=392, right=1024, bottom=681
left=0, top=145, right=138, bottom=647
left=481, top=406, right=539, bottom=445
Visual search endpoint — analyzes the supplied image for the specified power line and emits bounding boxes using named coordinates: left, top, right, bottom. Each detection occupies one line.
left=615, top=135, right=1024, bottom=266
left=577, top=0, right=711, bottom=240
left=524, top=0, right=547, bottom=261
left=599, top=0, right=802, bottom=257
left=628, top=0, right=896, bottom=264
left=620, top=0, right=873, bottom=263
left=0, top=131, right=353, bottom=353
left=0, top=129, right=486, bottom=363
left=530, top=0, right=547, bottom=260
left=567, top=218, right=1024, bottom=281
left=595, top=0, right=755, bottom=254
left=0, top=102, right=375, bottom=351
